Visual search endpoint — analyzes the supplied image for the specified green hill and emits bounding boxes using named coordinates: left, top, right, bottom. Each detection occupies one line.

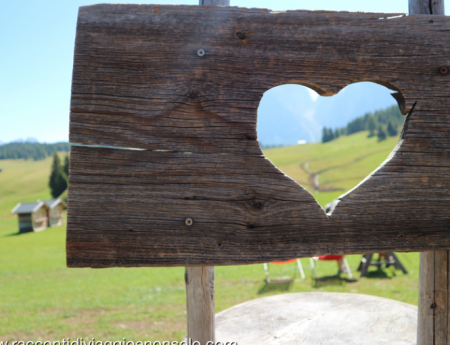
left=263, top=131, right=401, bottom=208
left=0, top=134, right=421, bottom=341
left=0, top=154, right=67, bottom=233
left=0, top=133, right=400, bottom=229
left=321, top=105, right=403, bottom=143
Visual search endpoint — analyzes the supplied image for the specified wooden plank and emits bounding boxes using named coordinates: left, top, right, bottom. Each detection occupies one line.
left=410, top=2, right=448, bottom=345
left=187, top=1, right=225, bottom=342
left=448, top=258, right=450, bottom=345
left=18, top=214, right=33, bottom=233
left=67, top=142, right=450, bottom=267
left=388, top=252, right=408, bottom=274
left=359, top=254, right=373, bottom=278
left=186, top=267, right=215, bottom=345
left=67, top=5, right=450, bottom=267
left=410, top=0, right=445, bottom=15
left=418, top=251, right=435, bottom=345
left=200, top=0, right=229, bottom=5
left=69, top=5, right=450, bottom=154
left=434, top=250, right=448, bottom=345
left=417, top=251, right=450, bottom=345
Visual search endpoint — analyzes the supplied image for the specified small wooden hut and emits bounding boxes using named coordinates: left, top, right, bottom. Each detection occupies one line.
left=11, top=201, right=49, bottom=233
left=41, top=199, right=67, bottom=227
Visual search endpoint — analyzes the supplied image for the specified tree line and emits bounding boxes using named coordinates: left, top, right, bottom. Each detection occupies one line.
left=49, top=153, right=69, bottom=198
left=322, top=105, right=403, bottom=143
left=0, top=142, right=70, bottom=160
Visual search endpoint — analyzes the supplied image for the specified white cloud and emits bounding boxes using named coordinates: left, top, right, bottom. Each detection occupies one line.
left=308, top=88, right=319, bottom=102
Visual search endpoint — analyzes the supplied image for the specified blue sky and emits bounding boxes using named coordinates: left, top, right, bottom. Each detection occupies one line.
left=258, top=82, right=400, bottom=145
left=0, top=1, right=416, bottom=143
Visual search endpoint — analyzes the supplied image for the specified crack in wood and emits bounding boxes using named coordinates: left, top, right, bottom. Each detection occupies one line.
left=67, top=5, right=450, bottom=267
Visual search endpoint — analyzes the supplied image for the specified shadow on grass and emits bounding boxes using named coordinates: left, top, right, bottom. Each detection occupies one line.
left=313, top=275, right=358, bottom=288
left=3, top=231, right=32, bottom=237
left=364, top=268, right=393, bottom=279
left=258, top=281, right=292, bottom=294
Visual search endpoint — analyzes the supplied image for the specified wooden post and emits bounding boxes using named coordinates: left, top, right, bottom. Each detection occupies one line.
left=184, top=3, right=229, bottom=343
left=409, top=0, right=445, bottom=14
left=186, top=267, right=215, bottom=344
left=412, top=3, right=447, bottom=344
left=411, top=3, right=447, bottom=343
left=417, top=251, right=449, bottom=344
left=199, top=0, right=230, bottom=5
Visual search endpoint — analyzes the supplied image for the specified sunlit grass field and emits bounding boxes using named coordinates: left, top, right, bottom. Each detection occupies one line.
left=0, top=136, right=419, bottom=341
left=264, top=131, right=400, bottom=207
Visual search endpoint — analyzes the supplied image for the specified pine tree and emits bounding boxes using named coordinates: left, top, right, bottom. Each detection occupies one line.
left=387, top=121, right=398, bottom=136
left=49, top=153, right=68, bottom=198
left=377, top=126, right=387, bottom=142
left=322, top=127, right=336, bottom=143
left=63, top=155, right=70, bottom=177
left=322, top=127, right=329, bottom=143
left=327, top=128, right=335, bottom=141
left=334, top=128, right=340, bottom=139
left=322, top=127, right=328, bottom=143
left=366, top=116, right=377, bottom=137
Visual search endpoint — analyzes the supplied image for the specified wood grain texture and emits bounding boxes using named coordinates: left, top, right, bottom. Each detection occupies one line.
left=410, top=0, right=445, bottom=15
left=418, top=251, right=450, bottom=345
left=418, top=252, right=435, bottom=345
left=67, top=5, right=450, bottom=267
left=434, top=250, right=448, bottom=345
left=200, top=0, right=230, bottom=5
left=411, top=2, right=447, bottom=343
left=69, top=5, right=438, bottom=155
left=186, top=266, right=215, bottom=345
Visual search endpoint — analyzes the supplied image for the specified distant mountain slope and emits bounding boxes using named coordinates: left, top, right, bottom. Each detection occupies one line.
left=0, top=142, right=70, bottom=160
left=262, top=131, right=400, bottom=208
left=322, top=105, right=404, bottom=143
left=257, top=82, right=399, bottom=146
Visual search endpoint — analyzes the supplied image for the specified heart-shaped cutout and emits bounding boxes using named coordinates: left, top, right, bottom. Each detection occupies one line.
left=257, top=82, right=404, bottom=210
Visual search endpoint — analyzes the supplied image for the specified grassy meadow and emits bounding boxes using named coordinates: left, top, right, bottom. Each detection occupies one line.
left=0, top=134, right=420, bottom=341
left=264, top=131, right=401, bottom=208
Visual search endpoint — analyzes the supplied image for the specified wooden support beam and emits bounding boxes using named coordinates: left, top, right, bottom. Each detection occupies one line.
left=199, top=0, right=230, bottom=5
left=417, top=251, right=450, bottom=344
left=186, top=267, right=215, bottom=345
left=412, top=4, right=447, bottom=345
left=418, top=252, right=435, bottom=344
left=185, top=1, right=230, bottom=342
left=409, top=0, right=445, bottom=14
left=410, top=0, right=446, bottom=342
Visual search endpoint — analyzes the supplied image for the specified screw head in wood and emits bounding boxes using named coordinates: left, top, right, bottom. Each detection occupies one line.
left=185, top=218, right=193, bottom=226
left=197, top=49, right=205, bottom=57
left=440, top=66, right=448, bottom=75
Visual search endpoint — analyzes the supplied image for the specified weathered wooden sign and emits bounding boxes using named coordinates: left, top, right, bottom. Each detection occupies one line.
left=67, top=4, right=450, bottom=268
